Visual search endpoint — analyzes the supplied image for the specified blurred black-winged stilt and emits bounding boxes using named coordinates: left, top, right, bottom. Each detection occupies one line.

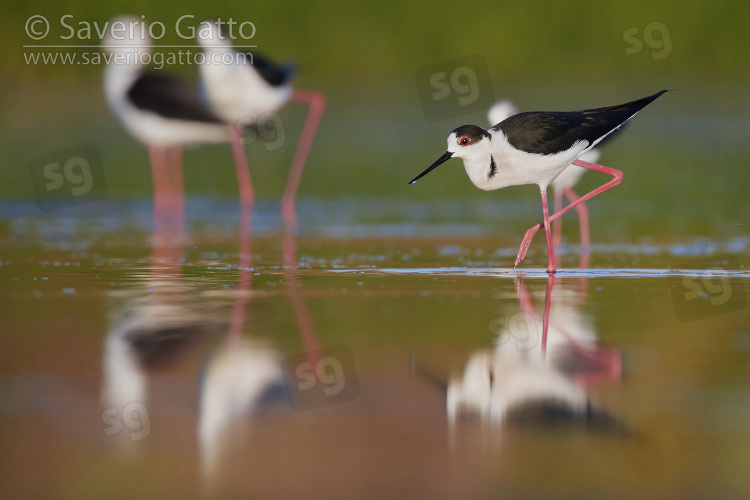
left=197, top=20, right=325, bottom=236
left=410, top=90, right=669, bottom=274
left=101, top=16, right=228, bottom=246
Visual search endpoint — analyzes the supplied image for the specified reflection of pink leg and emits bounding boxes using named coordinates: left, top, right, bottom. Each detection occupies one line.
left=282, top=90, right=326, bottom=235
left=283, top=234, right=321, bottom=367
left=227, top=153, right=254, bottom=345
left=515, top=276, right=534, bottom=314
left=229, top=125, right=255, bottom=261
left=541, top=274, right=555, bottom=360
left=228, top=267, right=252, bottom=344
left=514, top=275, right=554, bottom=360
left=572, top=347, right=622, bottom=386
left=514, top=160, right=623, bottom=270
left=553, top=322, right=621, bottom=386
left=282, top=229, right=296, bottom=268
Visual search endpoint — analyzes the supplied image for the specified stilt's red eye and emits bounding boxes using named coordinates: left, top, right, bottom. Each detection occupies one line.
left=459, top=137, right=469, bottom=146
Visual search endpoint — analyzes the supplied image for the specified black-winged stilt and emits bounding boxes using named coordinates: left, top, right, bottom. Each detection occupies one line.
left=410, top=90, right=668, bottom=274
left=101, top=16, right=229, bottom=244
left=488, top=100, right=627, bottom=266
left=197, top=20, right=325, bottom=236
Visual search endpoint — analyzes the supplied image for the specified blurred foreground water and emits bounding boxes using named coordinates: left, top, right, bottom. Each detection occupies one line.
left=1, top=196, right=749, bottom=499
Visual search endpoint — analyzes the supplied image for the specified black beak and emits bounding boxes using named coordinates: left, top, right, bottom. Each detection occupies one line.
left=411, top=357, right=448, bottom=393
left=408, top=151, right=453, bottom=184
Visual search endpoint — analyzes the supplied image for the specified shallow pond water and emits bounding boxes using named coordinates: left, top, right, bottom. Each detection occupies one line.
left=2, top=199, right=750, bottom=499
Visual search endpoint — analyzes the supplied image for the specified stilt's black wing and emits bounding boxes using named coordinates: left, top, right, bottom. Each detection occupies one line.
left=246, top=52, right=295, bottom=87
left=128, top=73, right=224, bottom=123
left=492, top=90, right=667, bottom=156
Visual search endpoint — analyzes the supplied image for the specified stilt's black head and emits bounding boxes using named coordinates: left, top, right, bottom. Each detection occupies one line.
left=409, top=125, right=491, bottom=184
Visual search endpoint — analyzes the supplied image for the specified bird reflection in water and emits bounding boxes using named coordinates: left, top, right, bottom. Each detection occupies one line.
left=198, top=230, right=322, bottom=496
left=445, top=275, right=624, bottom=440
left=101, top=190, right=322, bottom=487
left=101, top=227, right=226, bottom=453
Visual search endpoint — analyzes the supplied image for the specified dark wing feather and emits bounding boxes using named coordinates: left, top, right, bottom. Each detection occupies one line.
left=492, top=90, right=667, bottom=155
left=248, top=52, right=295, bottom=87
left=493, top=112, right=588, bottom=155
left=128, top=73, right=223, bottom=123
left=212, top=21, right=294, bottom=87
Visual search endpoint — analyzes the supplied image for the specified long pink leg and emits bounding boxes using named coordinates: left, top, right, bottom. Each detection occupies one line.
left=282, top=89, right=326, bottom=235
left=514, top=160, right=623, bottom=270
left=167, top=146, right=185, bottom=243
left=563, top=187, right=590, bottom=249
left=229, top=124, right=255, bottom=261
left=164, top=146, right=185, bottom=266
left=563, top=187, right=590, bottom=269
left=149, top=145, right=171, bottom=261
left=552, top=186, right=564, bottom=252
left=540, top=189, right=556, bottom=274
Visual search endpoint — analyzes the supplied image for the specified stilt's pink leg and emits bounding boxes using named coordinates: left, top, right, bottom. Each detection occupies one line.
left=282, top=90, right=325, bottom=235
left=229, top=125, right=255, bottom=261
left=149, top=145, right=171, bottom=261
left=166, top=146, right=185, bottom=248
left=552, top=186, right=564, bottom=252
left=514, top=160, right=623, bottom=271
left=563, top=187, right=590, bottom=249
left=563, top=187, right=590, bottom=269
left=540, top=189, right=556, bottom=274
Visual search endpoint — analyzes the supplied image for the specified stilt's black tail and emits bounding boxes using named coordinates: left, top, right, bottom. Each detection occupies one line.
left=582, top=89, right=669, bottom=115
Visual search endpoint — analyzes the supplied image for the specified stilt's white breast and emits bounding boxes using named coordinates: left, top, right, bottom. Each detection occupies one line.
left=197, top=21, right=292, bottom=124
left=466, top=129, right=589, bottom=191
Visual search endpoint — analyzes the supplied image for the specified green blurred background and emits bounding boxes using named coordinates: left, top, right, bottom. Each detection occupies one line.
left=2, top=0, right=749, bottom=239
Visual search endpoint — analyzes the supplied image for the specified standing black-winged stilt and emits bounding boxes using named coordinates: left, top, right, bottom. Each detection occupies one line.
left=488, top=100, right=628, bottom=266
left=101, top=16, right=229, bottom=249
left=410, top=90, right=668, bottom=274
left=197, top=20, right=325, bottom=237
